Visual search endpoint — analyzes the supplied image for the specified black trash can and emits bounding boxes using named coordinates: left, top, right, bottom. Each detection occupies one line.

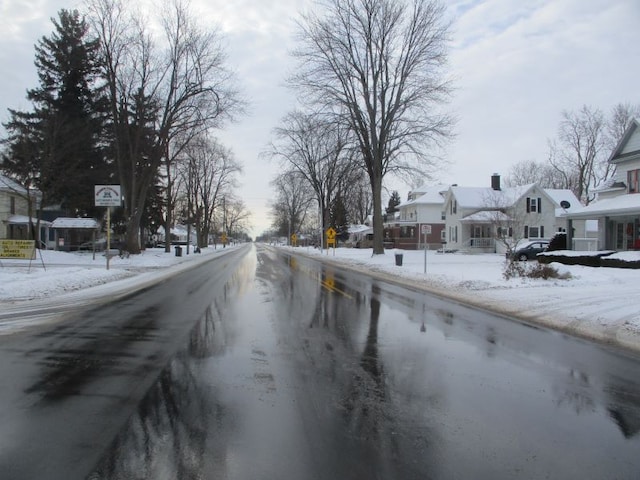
left=175, top=245, right=182, bottom=257
left=395, top=253, right=403, bottom=266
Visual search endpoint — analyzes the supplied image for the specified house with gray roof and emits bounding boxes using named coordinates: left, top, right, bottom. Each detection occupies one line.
left=564, top=118, right=640, bottom=250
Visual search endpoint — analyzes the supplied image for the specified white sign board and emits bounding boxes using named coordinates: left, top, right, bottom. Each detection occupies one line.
left=421, top=224, right=432, bottom=235
left=95, top=185, right=121, bottom=207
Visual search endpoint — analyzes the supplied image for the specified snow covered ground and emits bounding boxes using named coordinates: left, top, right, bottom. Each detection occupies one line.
left=1, top=244, right=639, bottom=354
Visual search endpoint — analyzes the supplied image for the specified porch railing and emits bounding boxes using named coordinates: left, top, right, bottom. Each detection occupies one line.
left=467, top=237, right=494, bottom=248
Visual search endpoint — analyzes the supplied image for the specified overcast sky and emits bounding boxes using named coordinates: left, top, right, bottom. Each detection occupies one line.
left=1, top=0, right=638, bottom=236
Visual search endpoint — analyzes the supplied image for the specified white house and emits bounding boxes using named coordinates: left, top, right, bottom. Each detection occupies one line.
left=443, top=174, right=583, bottom=253
left=386, top=184, right=447, bottom=249
left=564, top=118, right=640, bottom=250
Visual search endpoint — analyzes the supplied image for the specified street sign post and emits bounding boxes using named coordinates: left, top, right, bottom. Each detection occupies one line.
left=421, top=224, right=432, bottom=274
left=95, top=185, right=121, bottom=270
left=325, top=227, right=337, bottom=254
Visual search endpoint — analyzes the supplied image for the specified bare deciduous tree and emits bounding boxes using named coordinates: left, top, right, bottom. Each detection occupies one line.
left=548, top=105, right=607, bottom=205
left=341, top=170, right=372, bottom=225
left=504, top=159, right=568, bottom=189
left=222, top=196, right=251, bottom=242
left=268, top=111, right=356, bottom=247
left=87, top=0, right=241, bottom=253
left=290, top=0, right=454, bottom=253
left=607, top=102, right=640, bottom=150
left=270, top=170, right=315, bottom=240
left=180, top=134, right=241, bottom=248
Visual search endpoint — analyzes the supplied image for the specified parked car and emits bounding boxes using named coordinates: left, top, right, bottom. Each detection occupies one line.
left=507, top=240, right=549, bottom=261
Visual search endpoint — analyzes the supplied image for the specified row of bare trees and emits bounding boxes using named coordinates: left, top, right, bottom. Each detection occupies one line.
left=1, top=0, right=247, bottom=253
left=266, top=0, right=455, bottom=253
left=86, top=0, right=244, bottom=253
left=176, top=134, right=248, bottom=248
left=505, top=103, right=640, bottom=205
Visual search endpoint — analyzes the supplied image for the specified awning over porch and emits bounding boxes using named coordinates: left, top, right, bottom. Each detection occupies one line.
left=564, top=194, right=640, bottom=219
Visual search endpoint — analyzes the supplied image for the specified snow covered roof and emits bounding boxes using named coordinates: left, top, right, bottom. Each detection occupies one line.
left=545, top=189, right=580, bottom=209
left=563, top=194, right=640, bottom=219
left=399, top=185, right=447, bottom=208
left=608, top=118, right=640, bottom=163
left=460, top=211, right=510, bottom=223
left=594, top=178, right=627, bottom=194
left=50, top=217, right=100, bottom=229
left=450, top=185, right=532, bottom=209
left=348, top=224, right=372, bottom=234
left=7, top=215, right=52, bottom=226
left=450, top=184, right=579, bottom=213
left=0, top=174, right=28, bottom=195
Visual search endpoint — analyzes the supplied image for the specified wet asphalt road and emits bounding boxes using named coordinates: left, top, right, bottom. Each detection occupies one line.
left=1, top=243, right=640, bottom=479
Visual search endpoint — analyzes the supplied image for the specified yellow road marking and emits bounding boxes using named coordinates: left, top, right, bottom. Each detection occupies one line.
left=320, top=278, right=353, bottom=299
left=286, top=255, right=353, bottom=299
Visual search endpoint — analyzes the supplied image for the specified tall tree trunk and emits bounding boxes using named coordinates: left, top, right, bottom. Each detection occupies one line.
left=371, top=174, right=384, bottom=254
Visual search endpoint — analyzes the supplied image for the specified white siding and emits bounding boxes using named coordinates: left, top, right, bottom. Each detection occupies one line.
left=621, top=128, right=640, bottom=155
left=612, top=158, right=640, bottom=183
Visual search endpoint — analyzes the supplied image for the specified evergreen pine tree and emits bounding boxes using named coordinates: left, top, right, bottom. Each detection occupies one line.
left=2, top=9, right=110, bottom=217
left=331, top=195, right=350, bottom=242
left=385, top=190, right=402, bottom=221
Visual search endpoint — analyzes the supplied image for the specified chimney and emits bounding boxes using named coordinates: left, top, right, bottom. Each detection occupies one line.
left=491, top=173, right=501, bottom=191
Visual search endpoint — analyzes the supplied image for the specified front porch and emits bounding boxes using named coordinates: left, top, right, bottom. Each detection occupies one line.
left=564, top=191, right=640, bottom=251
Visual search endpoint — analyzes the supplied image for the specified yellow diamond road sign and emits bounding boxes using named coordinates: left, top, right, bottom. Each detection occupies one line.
left=326, top=227, right=336, bottom=239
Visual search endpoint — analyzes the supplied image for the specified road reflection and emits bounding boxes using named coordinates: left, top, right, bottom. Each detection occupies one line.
left=86, top=247, right=640, bottom=479
left=87, top=305, right=217, bottom=480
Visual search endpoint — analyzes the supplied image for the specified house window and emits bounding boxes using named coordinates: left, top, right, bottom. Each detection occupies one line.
left=497, top=226, right=513, bottom=238
left=10, top=196, right=16, bottom=214
left=440, top=230, right=446, bottom=241
left=400, top=226, right=415, bottom=238
left=527, top=226, right=545, bottom=238
left=441, top=211, right=446, bottom=220
left=526, top=197, right=542, bottom=213
left=450, top=199, right=457, bottom=215
left=628, top=169, right=640, bottom=193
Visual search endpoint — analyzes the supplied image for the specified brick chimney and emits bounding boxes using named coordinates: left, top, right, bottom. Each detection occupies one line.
left=491, top=173, right=501, bottom=191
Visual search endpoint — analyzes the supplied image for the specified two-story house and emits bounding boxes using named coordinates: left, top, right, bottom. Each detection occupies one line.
left=443, top=174, right=583, bottom=253
left=0, top=174, right=49, bottom=244
left=385, top=184, right=447, bottom=249
left=565, top=118, right=640, bottom=250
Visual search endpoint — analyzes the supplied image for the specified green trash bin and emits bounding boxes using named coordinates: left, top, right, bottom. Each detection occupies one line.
left=175, top=245, right=182, bottom=257
left=395, top=253, right=403, bottom=266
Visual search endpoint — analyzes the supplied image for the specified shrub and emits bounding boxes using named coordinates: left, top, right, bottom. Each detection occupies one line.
left=503, top=259, right=571, bottom=280
left=527, top=262, right=571, bottom=280
left=503, top=259, right=526, bottom=280
left=547, top=232, right=567, bottom=251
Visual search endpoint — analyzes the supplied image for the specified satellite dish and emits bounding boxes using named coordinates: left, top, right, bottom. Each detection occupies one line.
left=560, top=200, right=571, bottom=209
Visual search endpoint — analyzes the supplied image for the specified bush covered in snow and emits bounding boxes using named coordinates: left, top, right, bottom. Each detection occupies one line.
left=503, top=260, right=570, bottom=280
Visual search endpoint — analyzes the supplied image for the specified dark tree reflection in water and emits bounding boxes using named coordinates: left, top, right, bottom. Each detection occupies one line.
left=87, top=306, right=219, bottom=480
